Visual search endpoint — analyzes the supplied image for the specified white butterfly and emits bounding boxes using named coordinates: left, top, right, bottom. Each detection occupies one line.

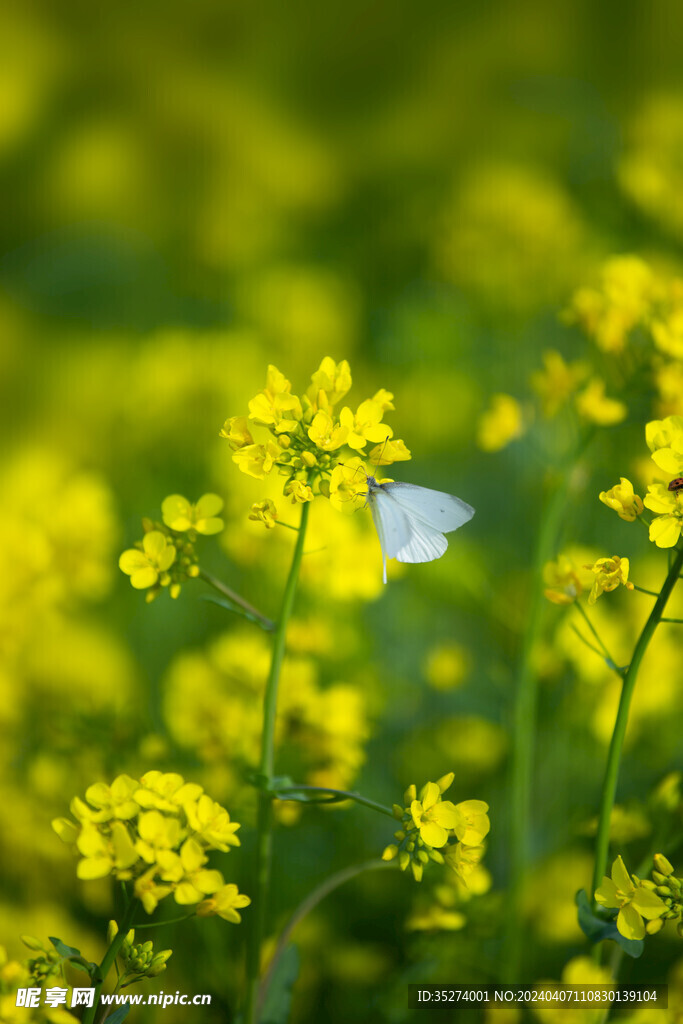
left=365, top=476, right=475, bottom=584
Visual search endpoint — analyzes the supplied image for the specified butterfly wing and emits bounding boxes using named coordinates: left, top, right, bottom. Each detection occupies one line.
left=367, top=488, right=412, bottom=584
left=381, top=482, right=474, bottom=533
left=394, top=513, right=449, bottom=565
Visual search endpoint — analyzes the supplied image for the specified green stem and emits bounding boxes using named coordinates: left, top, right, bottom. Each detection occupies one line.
left=257, top=860, right=395, bottom=1018
left=660, top=617, right=683, bottom=624
left=574, top=603, right=622, bottom=672
left=82, top=898, right=139, bottom=1024
left=133, top=913, right=196, bottom=929
left=632, top=584, right=658, bottom=597
left=199, top=570, right=275, bottom=631
left=274, top=785, right=395, bottom=817
left=591, top=547, right=683, bottom=908
left=244, top=500, right=310, bottom=1024
left=501, top=466, right=575, bottom=982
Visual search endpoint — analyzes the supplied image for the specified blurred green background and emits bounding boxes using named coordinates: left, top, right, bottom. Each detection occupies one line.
left=3, top=1, right=683, bottom=1021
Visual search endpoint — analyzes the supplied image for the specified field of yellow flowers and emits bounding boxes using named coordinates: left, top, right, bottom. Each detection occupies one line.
left=4, top=3, right=683, bottom=1023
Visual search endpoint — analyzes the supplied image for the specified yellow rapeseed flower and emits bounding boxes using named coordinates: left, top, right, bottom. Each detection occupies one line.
left=452, top=800, right=491, bottom=845
left=644, top=484, right=683, bottom=547
left=543, top=555, right=584, bottom=605
left=328, top=458, right=369, bottom=513
left=339, top=400, right=392, bottom=451
left=369, top=438, right=411, bottom=465
left=476, top=394, right=525, bottom=451
left=595, top=855, right=666, bottom=939
left=307, top=410, right=349, bottom=451
left=249, top=499, right=278, bottom=528
left=284, top=479, right=314, bottom=503
left=530, top=350, right=588, bottom=418
left=161, top=494, right=224, bottom=535
left=599, top=478, right=644, bottom=521
left=411, top=782, right=460, bottom=849
left=197, top=882, right=252, bottom=923
left=119, top=531, right=176, bottom=590
left=575, top=379, right=627, bottom=426
left=232, top=441, right=282, bottom=479
left=585, top=556, right=634, bottom=604
left=219, top=415, right=254, bottom=449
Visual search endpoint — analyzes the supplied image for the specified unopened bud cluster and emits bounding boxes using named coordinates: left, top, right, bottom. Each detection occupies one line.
left=109, top=922, right=172, bottom=983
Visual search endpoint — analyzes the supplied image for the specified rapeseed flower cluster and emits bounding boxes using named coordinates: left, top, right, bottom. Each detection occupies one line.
left=0, top=945, right=74, bottom=1024
left=476, top=256, right=683, bottom=453
left=221, top=358, right=410, bottom=521
left=597, top=415, right=683, bottom=548
left=52, top=771, right=250, bottom=922
left=381, top=773, right=489, bottom=883
left=119, top=494, right=223, bottom=600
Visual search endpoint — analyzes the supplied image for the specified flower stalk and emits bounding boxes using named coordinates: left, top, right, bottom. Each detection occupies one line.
left=82, top=897, right=139, bottom=1024
left=244, top=499, right=310, bottom=1024
left=591, top=546, right=683, bottom=908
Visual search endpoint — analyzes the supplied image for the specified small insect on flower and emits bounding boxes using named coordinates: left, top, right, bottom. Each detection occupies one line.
left=668, top=478, right=683, bottom=492
left=365, top=475, right=475, bottom=584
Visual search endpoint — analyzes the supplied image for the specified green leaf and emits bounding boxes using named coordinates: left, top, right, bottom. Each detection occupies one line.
left=200, top=594, right=273, bottom=631
left=575, top=890, right=644, bottom=958
left=66, top=957, right=98, bottom=977
left=49, top=937, right=81, bottom=958
left=105, top=1005, right=132, bottom=1024
left=260, top=944, right=300, bottom=1024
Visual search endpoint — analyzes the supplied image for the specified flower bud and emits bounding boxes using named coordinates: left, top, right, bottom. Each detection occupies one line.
left=654, top=854, right=674, bottom=876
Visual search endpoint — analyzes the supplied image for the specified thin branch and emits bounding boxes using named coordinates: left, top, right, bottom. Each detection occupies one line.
left=574, top=603, right=621, bottom=673
left=257, top=861, right=396, bottom=1018
left=199, top=570, right=274, bottom=631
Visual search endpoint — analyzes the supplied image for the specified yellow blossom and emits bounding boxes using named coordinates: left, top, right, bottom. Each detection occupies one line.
left=134, top=770, right=203, bottom=812
left=530, top=350, right=588, bottom=418
left=185, top=794, right=241, bottom=851
left=249, top=500, right=278, bottom=528
left=197, top=883, right=252, bottom=923
left=284, top=479, right=314, bottom=503
left=452, top=800, right=490, bottom=845
left=307, top=357, right=352, bottom=408
left=165, top=839, right=225, bottom=904
left=477, top=394, right=525, bottom=451
left=328, top=458, right=368, bottom=513
left=248, top=365, right=303, bottom=432
left=135, top=810, right=183, bottom=863
left=368, top=438, right=411, bottom=465
left=134, top=868, right=174, bottom=915
left=307, top=410, right=348, bottom=451
left=372, top=388, right=395, bottom=412
left=76, top=821, right=139, bottom=879
left=575, top=378, right=627, bottom=426
left=219, top=415, right=254, bottom=449
left=119, top=531, right=176, bottom=589
left=595, top=855, right=666, bottom=939
left=162, top=493, right=224, bottom=535
left=543, top=555, right=583, bottom=605
left=567, top=256, right=653, bottom=351
left=410, top=782, right=460, bottom=849
left=646, top=415, right=683, bottom=475
left=232, top=441, right=281, bottom=479
left=444, top=841, right=486, bottom=882
left=339, top=400, right=392, bottom=451
left=644, top=484, right=683, bottom=547
left=405, top=905, right=466, bottom=931
left=599, top=478, right=644, bottom=521
left=585, top=556, right=634, bottom=604
left=82, top=775, right=140, bottom=821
